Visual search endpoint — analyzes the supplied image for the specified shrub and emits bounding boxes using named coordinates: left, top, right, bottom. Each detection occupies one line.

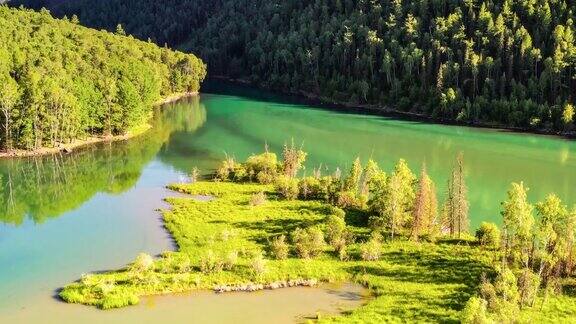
left=275, top=175, right=299, bottom=200
left=245, top=152, right=278, bottom=183
left=298, top=176, right=321, bottom=199
left=270, top=235, right=289, bottom=260
left=223, top=251, right=238, bottom=270
left=461, top=297, right=490, bottom=324
left=292, top=227, right=326, bottom=258
left=336, top=190, right=360, bottom=208
left=360, top=236, right=382, bottom=261
left=325, top=214, right=353, bottom=257
left=215, top=156, right=247, bottom=181
left=475, top=222, right=501, bottom=248
left=200, top=250, right=223, bottom=274
left=129, top=253, right=154, bottom=273
left=249, top=191, right=267, bottom=206
left=250, top=253, right=267, bottom=277
left=215, top=156, right=236, bottom=181
left=171, top=254, right=192, bottom=273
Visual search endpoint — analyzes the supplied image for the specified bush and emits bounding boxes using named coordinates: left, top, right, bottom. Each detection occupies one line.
left=292, top=227, right=326, bottom=258
left=129, top=253, right=154, bottom=273
left=475, top=222, right=501, bottom=248
left=200, top=250, right=223, bottom=274
left=270, top=235, right=289, bottom=260
left=325, top=213, right=353, bottom=258
left=245, top=152, right=278, bottom=183
left=215, top=156, right=247, bottom=182
left=298, top=176, right=321, bottom=199
left=250, top=253, right=267, bottom=277
left=461, top=297, right=490, bottom=324
left=249, top=191, right=267, bottom=206
left=336, top=190, right=361, bottom=208
left=275, top=175, right=299, bottom=200
left=325, top=214, right=346, bottom=246
left=360, top=236, right=382, bottom=261
left=223, top=251, right=238, bottom=270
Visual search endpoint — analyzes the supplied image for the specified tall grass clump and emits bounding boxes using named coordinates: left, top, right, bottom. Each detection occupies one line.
left=200, top=250, right=223, bottom=274
left=360, top=235, right=382, bottom=261
left=249, top=191, right=267, bottom=206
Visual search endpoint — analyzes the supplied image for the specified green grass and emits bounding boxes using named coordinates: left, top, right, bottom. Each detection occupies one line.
left=60, top=181, right=575, bottom=322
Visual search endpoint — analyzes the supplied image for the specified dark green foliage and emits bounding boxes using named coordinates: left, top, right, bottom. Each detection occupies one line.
left=19, top=0, right=576, bottom=131
left=0, top=6, right=206, bottom=151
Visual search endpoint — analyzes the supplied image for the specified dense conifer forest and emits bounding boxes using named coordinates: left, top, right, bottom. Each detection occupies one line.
left=0, top=6, right=206, bottom=151
left=15, top=0, right=576, bottom=131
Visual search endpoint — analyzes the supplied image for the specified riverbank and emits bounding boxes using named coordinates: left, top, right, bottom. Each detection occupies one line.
left=206, top=77, right=576, bottom=140
left=0, top=92, right=198, bottom=159
left=59, top=180, right=494, bottom=321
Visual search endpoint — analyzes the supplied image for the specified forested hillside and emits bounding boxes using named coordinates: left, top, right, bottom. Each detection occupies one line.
left=15, top=0, right=576, bottom=131
left=0, top=6, right=206, bottom=151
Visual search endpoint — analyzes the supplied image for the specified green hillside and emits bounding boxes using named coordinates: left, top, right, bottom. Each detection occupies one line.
left=15, top=0, right=576, bottom=131
left=0, top=6, right=206, bottom=151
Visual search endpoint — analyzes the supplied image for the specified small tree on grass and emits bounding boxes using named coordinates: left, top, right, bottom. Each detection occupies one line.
left=443, top=153, right=469, bottom=238
left=410, top=164, right=438, bottom=241
left=370, top=159, right=416, bottom=239
left=325, top=214, right=353, bottom=260
left=501, top=182, right=534, bottom=268
left=270, top=235, right=289, bottom=260
left=292, top=227, right=325, bottom=258
left=342, top=157, right=362, bottom=193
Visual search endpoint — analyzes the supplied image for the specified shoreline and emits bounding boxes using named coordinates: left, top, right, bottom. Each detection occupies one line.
left=207, top=76, right=576, bottom=140
left=0, top=92, right=198, bottom=159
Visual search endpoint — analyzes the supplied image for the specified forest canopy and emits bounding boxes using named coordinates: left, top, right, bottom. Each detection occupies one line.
left=0, top=6, right=206, bottom=151
left=15, top=0, right=576, bottom=131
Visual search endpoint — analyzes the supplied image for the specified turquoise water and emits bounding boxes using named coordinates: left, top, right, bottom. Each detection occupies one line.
left=0, top=85, right=575, bottom=320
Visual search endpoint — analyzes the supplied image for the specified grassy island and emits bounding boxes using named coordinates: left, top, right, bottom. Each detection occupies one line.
left=60, top=147, right=576, bottom=322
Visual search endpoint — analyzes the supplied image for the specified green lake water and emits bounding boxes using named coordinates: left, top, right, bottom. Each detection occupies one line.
left=0, top=83, right=574, bottom=321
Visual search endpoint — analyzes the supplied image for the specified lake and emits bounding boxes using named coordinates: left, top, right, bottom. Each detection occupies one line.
left=0, top=83, right=574, bottom=321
